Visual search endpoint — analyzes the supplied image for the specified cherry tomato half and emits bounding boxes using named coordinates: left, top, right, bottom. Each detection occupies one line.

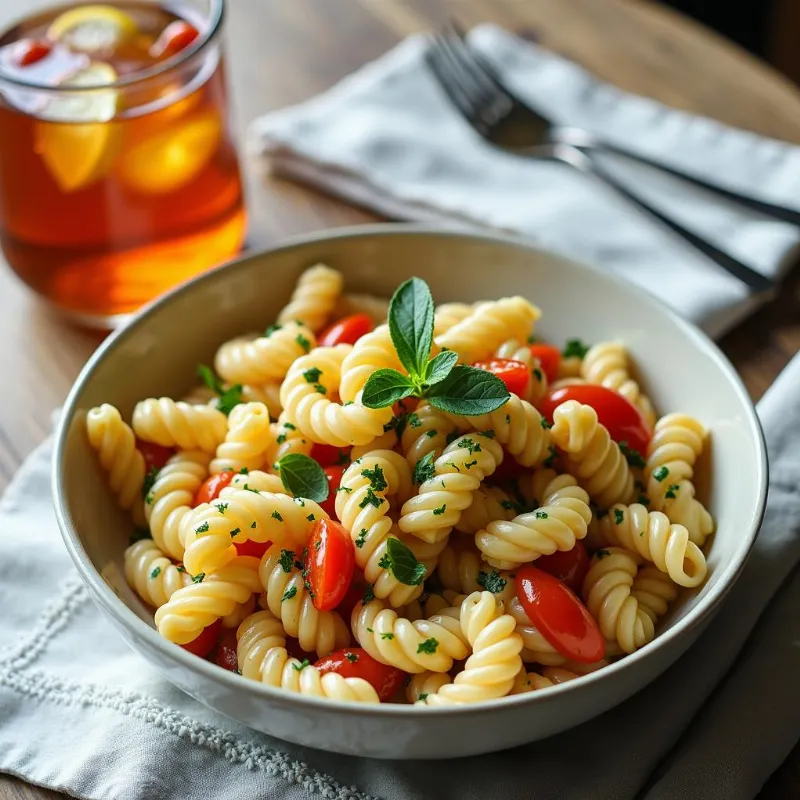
left=137, top=439, right=174, bottom=471
left=318, top=314, right=374, bottom=347
left=472, top=358, right=529, bottom=398
left=150, top=20, right=199, bottom=60
left=319, top=465, right=345, bottom=519
left=306, top=519, right=355, bottom=611
left=181, top=619, right=222, bottom=658
left=335, top=571, right=370, bottom=621
left=517, top=565, right=604, bottom=664
left=538, top=384, right=651, bottom=457
left=535, top=541, right=590, bottom=593
left=13, top=39, right=52, bottom=67
left=490, top=453, right=525, bottom=483
left=212, top=629, right=239, bottom=671
left=529, top=343, right=561, bottom=384
left=235, top=539, right=272, bottom=559
left=315, top=647, right=405, bottom=701
left=193, top=470, right=235, bottom=506
left=311, top=443, right=351, bottom=468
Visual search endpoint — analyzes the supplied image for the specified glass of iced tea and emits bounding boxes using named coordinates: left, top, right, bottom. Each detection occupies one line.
left=0, top=0, right=245, bottom=327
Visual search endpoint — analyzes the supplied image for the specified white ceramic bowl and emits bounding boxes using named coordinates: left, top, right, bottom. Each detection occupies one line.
left=53, top=224, right=767, bottom=759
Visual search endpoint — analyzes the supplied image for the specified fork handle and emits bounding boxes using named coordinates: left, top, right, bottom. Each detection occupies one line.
left=575, top=150, right=775, bottom=292
left=555, top=127, right=800, bottom=227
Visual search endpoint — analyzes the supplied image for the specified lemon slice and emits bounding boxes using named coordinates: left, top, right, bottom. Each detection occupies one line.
left=117, top=109, right=222, bottom=195
left=35, top=62, right=121, bottom=192
left=47, top=5, right=138, bottom=53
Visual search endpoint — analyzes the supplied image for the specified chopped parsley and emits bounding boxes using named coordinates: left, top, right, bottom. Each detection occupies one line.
left=362, top=584, right=375, bottom=605
left=408, top=413, right=421, bottom=428
left=264, top=323, right=281, bottom=336
left=665, top=484, right=680, bottom=499
left=413, top=452, right=436, bottom=485
left=464, top=459, right=478, bottom=470
left=505, top=414, right=511, bottom=424
left=639, top=530, right=646, bottom=537
left=432, top=504, right=447, bottom=516
left=276, top=433, right=287, bottom=445
left=358, top=488, right=384, bottom=509
left=306, top=513, right=315, bottom=521
left=535, top=510, right=548, bottom=519
left=215, top=502, right=228, bottom=514
left=279, top=549, right=295, bottom=573
left=613, top=508, right=625, bottom=525
left=191, top=572, right=205, bottom=583
left=345, top=651, right=359, bottom=663
left=313, top=384, right=326, bottom=395
left=355, top=528, right=368, bottom=549
left=653, top=466, right=670, bottom=483
left=618, top=441, right=646, bottom=469
left=540, top=417, right=552, bottom=429
left=417, top=637, right=439, bottom=655
left=457, top=437, right=482, bottom=454
left=418, top=692, right=428, bottom=702
left=142, top=466, right=160, bottom=500
left=362, top=465, right=388, bottom=492
left=292, top=659, right=310, bottom=671
left=195, top=521, right=210, bottom=534
left=281, top=586, right=298, bottom=602
left=149, top=566, right=161, bottom=579
left=250, top=521, right=257, bottom=528
left=380, top=632, right=395, bottom=640
left=533, top=367, right=544, bottom=382
left=229, top=527, right=241, bottom=538
left=562, top=339, right=590, bottom=359
left=478, top=430, right=495, bottom=439
left=295, top=333, right=311, bottom=353
left=303, top=367, right=323, bottom=384
left=426, top=429, right=437, bottom=438
left=477, top=570, right=507, bottom=594
left=271, top=510, right=284, bottom=522
left=336, top=486, right=353, bottom=494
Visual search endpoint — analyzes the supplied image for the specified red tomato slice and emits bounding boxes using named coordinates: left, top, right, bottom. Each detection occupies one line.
left=315, top=647, right=405, bottom=701
left=318, top=314, right=374, bottom=347
left=319, top=465, right=345, bottom=519
left=137, top=440, right=174, bottom=471
left=472, top=358, right=529, bottom=398
left=235, top=539, right=272, bottom=558
left=529, top=343, right=561, bottom=383
left=306, top=519, right=355, bottom=611
left=150, top=20, right=199, bottom=60
left=489, top=453, right=525, bottom=483
left=517, top=565, right=604, bottom=664
left=181, top=619, right=222, bottom=658
left=534, top=542, right=590, bottom=593
left=538, top=384, right=651, bottom=457
left=13, top=39, right=52, bottom=67
left=193, top=470, right=235, bottom=506
left=311, top=443, right=351, bottom=468
left=212, top=629, right=239, bottom=671
left=335, top=571, right=369, bottom=621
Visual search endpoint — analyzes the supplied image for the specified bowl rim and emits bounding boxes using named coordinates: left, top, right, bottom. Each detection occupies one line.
left=52, top=221, right=769, bottom=717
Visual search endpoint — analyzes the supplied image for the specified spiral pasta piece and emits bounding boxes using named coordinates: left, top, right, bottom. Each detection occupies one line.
left=433, top=302, right=474, bottom=336
left=280, top=345, right=393, bottom=447
left=259, top=544, right=349, bottom=656
left=350, top=430, right=398, bottom=461
left=155, top=556, right=262, bottom=644
left=124, top=539, right=190, bottom=608
left=399, top=402, right=460, bottom=466
left=144, top=449, right=210, bottom=560
left=221, top=594, right=257, bottom=629
left=352, top=600, right=469, bottom=673
left=277, top=264, right=344, bottom=332
left=445, top=394, right=552, bottom=467
left=494, top=339, right=548, bottom=404
left=86, top=404, right=147, bottom=525
left=399, top=435, right=505, bottom=544
left=339, top=325, right=405, bottom=403
left=582, top=547, right=654, bottom=654
left=336, top=450, right=435, bottom=606
left=209, top=402, right=274, bottom=474
left=229, top=470, right=288, bottom=494
left=214, top=321, right=317, bottom=387
left=241, top=383, right=282, bottom=419
left=436, top=543, right=516, bottom=604
left=645, top=414, right=714, bottom=545
left=632, top=566, right=680, bottom=623
left=511, top=660, right=608, bottom=693
left=266, top=414, right=313, bottom=468
left=551, top=400, right=635, bottom=508
left=132, top=398, right=228, bottom=453
left=594, top=503, right=707, bottom=587
left=237, top=611, right=379, bottom=702
left=406, top=672, right=452, bottom=703
left=401, top=590, right=463, bottom=622
left=422, top=592, right=523, bottom=705
left=181, top=489, right=328, bottom=577
left=475, top=470, right=591, bottom=570
left=455, top=486, right=516, bottom=535
left=436, top=297, right=540, bottom=362
left=581, top=342, right=656, bottom=427
left=507, top=597, right=566, bottom=666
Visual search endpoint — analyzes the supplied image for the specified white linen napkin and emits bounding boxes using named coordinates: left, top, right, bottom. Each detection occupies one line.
left=1, top=351, right=800, bottom=800
left=250, top=25, right=800, bottom=340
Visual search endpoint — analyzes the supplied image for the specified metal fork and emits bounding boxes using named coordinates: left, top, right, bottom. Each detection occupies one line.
left=424, top=27, right=777, bottom=291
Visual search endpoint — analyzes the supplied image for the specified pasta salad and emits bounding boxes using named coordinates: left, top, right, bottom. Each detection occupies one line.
left=87, top=264, right=714, bottom=705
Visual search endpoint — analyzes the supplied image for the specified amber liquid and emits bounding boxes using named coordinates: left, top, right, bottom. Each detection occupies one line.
left=0, top=2, right=245, bottom=326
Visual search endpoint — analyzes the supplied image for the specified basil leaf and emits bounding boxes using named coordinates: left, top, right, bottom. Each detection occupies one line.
left=388, top=278, right=434, bottom=380
left=362, top=369, right=415, bottom=409
left=197, top=363, right=224, bottom=395
left=384, top=537, right=425, bottom=586
left=423, top=350, right=458, bottom=387
left=278, top=453, right=329, bottom=503
left=427, top=365, right=510, bottom=416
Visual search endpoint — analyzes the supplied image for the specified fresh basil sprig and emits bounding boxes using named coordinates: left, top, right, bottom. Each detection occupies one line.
left=277, top=453, right=329, bottom=503
left=362, top=278, right=509, bottom=416
left=197, top=363, right=243, bottom=416
left=378, top=537, right=425, bottom=586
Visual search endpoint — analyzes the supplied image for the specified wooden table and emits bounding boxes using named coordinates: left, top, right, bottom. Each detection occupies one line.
left=1, top=0, right=799, bottom=796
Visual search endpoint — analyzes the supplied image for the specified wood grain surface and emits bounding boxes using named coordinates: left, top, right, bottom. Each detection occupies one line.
left=1, top=0, right=799, bottom=797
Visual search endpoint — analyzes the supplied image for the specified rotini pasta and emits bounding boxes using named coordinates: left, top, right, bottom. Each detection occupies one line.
left=339, top=325, right=405, bottom=403
left=86, top=404, right=147, bottom=525
left=124, top=538, right=190, bottom=608
left=132, top=398, right=228, bottom=453
left=454, top=485, right=516, bottom=535
left=433, top=302, right=474, bottom=336
left=494, top=339, right=549, bottom=404
left=398, top=402, right=460, bottom=466
left=209, top=402, right=274, bottom=474
left=645, top=414, right=714, bottom=545
left=277, top=263, right=343, bottom=332
left=551, top=400, right=635, bottom=507
left=436, top=543, right=516, bottom=604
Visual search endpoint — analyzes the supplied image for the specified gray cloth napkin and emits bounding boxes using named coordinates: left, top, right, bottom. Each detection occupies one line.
left=250, top=24, right=800, bottom=340
left=0, top=351, right=799, bottom=800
